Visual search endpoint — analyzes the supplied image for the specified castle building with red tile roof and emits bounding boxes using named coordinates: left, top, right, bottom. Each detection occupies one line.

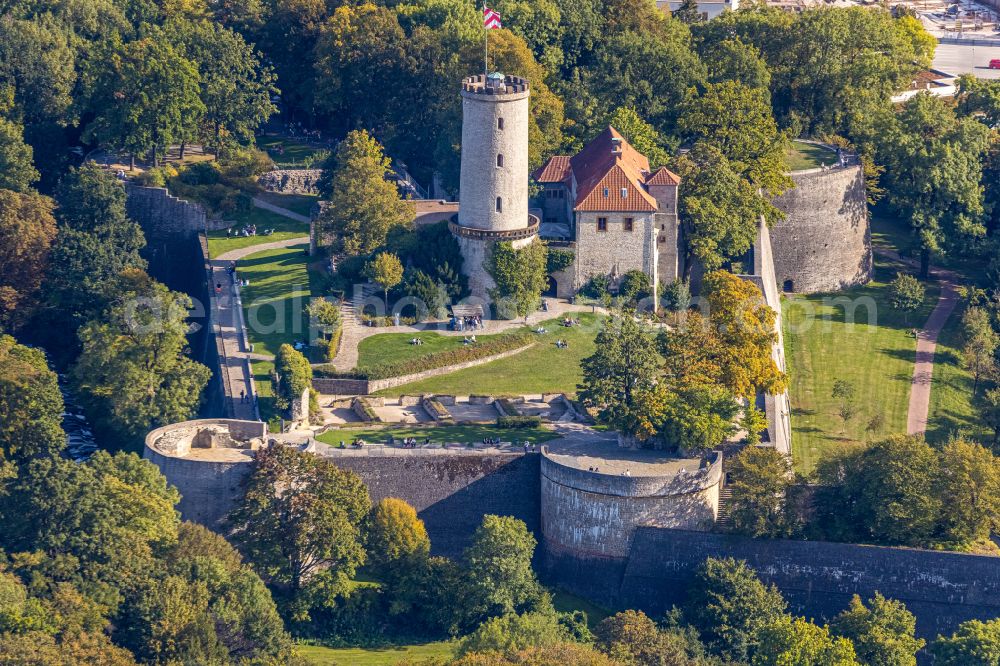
left=533, top=127, right=681, bottom=298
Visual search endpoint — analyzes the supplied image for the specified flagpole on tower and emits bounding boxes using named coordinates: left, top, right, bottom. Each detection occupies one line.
left=483, top=1, right=488, bottom=75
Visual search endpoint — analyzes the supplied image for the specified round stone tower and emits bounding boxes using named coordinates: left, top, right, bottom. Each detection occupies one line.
left=453, top=72, right=539, bottom=303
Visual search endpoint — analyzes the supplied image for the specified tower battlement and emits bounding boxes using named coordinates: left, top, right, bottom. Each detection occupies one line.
left=461, top=73, right=530, bottom=98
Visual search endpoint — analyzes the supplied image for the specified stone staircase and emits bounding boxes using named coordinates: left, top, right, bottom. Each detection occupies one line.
left=716, top=486, right=734, bottom=529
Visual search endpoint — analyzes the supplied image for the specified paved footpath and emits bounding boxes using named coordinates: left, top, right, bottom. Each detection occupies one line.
left=873, top=249, right=961, bottom=435
left=211, top=236, right=309, bottom=418
left=252, top=196, right=310, bottom=223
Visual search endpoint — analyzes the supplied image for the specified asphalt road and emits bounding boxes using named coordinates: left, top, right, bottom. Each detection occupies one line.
left=933, top=41, right=1000, bottom=79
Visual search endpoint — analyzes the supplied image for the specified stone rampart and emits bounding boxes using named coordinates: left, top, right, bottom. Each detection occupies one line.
left=770, top=164, right=871, bottom=294
left=540, top=451, right=722, bottom=561
left=325, top=452, right=541, bottom=557
left=257, top=169, right=322, bottom=194
left=625, top=529, right=1000, bottom=640
left=125, top=184, right=222, bottom=240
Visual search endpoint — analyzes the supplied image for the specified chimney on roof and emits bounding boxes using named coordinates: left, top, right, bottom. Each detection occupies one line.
left=611, top=137, right=623, bottom=156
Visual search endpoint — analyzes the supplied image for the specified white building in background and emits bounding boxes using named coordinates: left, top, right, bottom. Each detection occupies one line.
left=658, top=0, right=738, bottom=20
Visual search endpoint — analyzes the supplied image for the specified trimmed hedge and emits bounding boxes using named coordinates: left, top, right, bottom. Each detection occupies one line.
left=315, top=330, right=534, bottom=380
left=497, top=415, right=541, bottom=429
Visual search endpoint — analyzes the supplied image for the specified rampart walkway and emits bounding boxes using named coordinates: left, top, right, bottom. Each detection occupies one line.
left=211, top=236, right=308, bottom=417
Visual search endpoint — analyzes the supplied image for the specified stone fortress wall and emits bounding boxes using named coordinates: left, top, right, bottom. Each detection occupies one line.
left=125, top=184, right=222, bottom=240
left=146, top=420, right=1000, bottom=640
left=540, top=449, right=722, bottom=560
left=770, top=162, right=872, bottom=294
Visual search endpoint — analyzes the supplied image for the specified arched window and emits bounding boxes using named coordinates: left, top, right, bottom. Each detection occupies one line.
left=497, top=154, right=504, bottom=168
left=498, top=117, right=504, bottom=130
left=496, top=197, right=503, bottom=213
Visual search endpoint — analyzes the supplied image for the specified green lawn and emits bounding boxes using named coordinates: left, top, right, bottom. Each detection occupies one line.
left=783, top=257, right=940, bottom=474
left=926, top=302, right=989, bottom=444
left=316, top=423, right=558, bottom=447
left=298, top=640, right=456, bottom=666
left=552, top=590, right=611, bottom=628
left=375, top=313, right=605, bottom=397
left=785, top=141, right=836, bottom=171
left=250, top=360, right=281, bottom=431
left=257, top=191, right=319, bottom=217
left=207, top=206, right=309, bottom=258
left=357, top=330, right=518, bottom=369
left=258, top=135, right=328, bottom=168
left=239, top=244, right=314, bottom=358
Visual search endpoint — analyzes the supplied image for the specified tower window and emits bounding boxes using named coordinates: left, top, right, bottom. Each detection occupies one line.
left=624, top=217, right=634, bottom=232
left=597, top=217, right=607, bottom=232
left=496, top=197, right=502, bottom=213
left=497, top=154, right=504, bottom=168
left=497, top=117, right=504, bottom=130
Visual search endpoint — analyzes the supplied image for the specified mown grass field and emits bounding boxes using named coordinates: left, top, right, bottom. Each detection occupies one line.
left=239, top=244, right=314, bottom=357
left=782, top=256, right=939, bottom=474
left=357, top=329, right=515, bottom=369
left=785, top=141, right=835, bottom=171
left=315, top=423, right=557, bottom=448
left=257, top=191, right=319, bottom=217
left=375, top=313, right=605, bottom=397
left=258, top=135, right=329, bottom=168
left=926, top=301, right=989, bottom=444
left=297, top=640, right=456, bottom=666
left=206, top=207, right=309, bottom=259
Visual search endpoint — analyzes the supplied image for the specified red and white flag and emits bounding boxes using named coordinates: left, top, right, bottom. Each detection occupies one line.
left=483, top=6, right=502, bottom=29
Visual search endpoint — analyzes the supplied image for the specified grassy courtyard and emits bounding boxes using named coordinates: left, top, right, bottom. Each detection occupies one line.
left=316, top=423, right=558, bottom=447
left=257, top=191, right=319, bottom=217
left=206, top=206, right=309, bottom=258
left=785, top=141, right=835, bottom=171
left=926, top=302, right=988, bottom=444
left=239, top=244, right=315, bottom=358
left=258, top=135, right=329, bottom=168
left=298, top=640, right=456, bottom=665
left=782, top=257, right=939, bottom=473
left=357, top=329, right=516, bottom=369
left=374, top=312, right=605, bottom=397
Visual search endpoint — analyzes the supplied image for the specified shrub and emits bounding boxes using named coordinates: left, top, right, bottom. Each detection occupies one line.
left=580, top=274, right=611, bottom=299
left=497, top=415, right=541, bottom=429
left=323, top=325, right=343, bottom=362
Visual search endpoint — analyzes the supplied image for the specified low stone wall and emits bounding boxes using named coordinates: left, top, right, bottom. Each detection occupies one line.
left=257, top=169, right=322, bottom=194
left=312, top=343, right=536, bottom=395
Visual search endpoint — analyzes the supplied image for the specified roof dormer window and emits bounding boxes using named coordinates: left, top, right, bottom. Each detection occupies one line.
left=621, top=187, right=628, bottom=198
left=603, top=188, right=609, bottom=197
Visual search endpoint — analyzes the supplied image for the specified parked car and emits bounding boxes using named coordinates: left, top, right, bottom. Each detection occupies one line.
left=989, top=59, right=1000, bottom=70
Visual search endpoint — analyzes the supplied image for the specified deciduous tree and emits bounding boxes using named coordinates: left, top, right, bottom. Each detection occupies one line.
left=831, top=593, right=924, bottom=666
left=0, top=334, right=65, bottom=467
left=487, top=239, right=548, bottom=321
left=463, top=515, right=546, bottom=622
left=71, top=276, right=210, bottom=447
left=0, top=189, right=55, bottom=330
left=684, top=557, right=787, bottom=662
left=365, top=497, right=430, bottom=567
left=318, top=129, right=412, bottom=256
left=726, top=446, right=794, bottom=538
left=229, top=445, right=370, bottom=600
left=366, top=252, right=404, bottom=306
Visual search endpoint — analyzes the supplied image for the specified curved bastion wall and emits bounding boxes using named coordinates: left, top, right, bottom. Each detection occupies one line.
left=770, top=163, right=872, bottom=294
left=539, top=449, right=723, bottom=561
left=143, top=419, right=266, bottom=530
